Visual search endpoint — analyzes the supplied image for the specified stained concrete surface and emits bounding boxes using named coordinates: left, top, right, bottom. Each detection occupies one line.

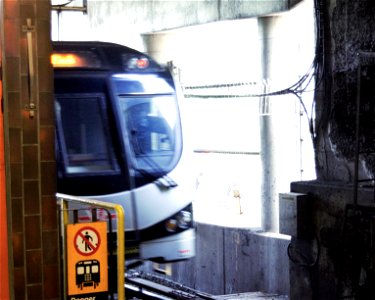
left=142, top=223, right=290, bottom=296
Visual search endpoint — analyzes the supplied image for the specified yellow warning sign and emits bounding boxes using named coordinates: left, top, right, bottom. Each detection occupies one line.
left=67, top=222, right=108, bottom=297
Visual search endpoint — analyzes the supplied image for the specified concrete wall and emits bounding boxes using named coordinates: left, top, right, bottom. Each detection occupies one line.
left=314, top=0, right=375, bottom=182
left=142, top=223, right=290, bottom=296
left=290, top=181, right=375, bottom=299
left=52, top=0, right=303, bottom=49
left=88, top=0, right=304, bottom=35
left=289, top=2, right=375, bottom=297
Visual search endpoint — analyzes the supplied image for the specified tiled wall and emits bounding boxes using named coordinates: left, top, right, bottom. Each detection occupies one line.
left=2, top=0, right=60, bottom=299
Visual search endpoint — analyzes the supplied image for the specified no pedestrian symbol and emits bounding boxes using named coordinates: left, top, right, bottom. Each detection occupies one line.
left=74, top=226, right=101, bottom=256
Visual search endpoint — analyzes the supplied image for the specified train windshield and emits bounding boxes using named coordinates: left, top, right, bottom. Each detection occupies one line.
left=112, top=74, right=182, bottom=176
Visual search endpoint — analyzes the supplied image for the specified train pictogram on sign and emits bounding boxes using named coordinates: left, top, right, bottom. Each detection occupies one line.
left=76, top=260, right=100, bottom=290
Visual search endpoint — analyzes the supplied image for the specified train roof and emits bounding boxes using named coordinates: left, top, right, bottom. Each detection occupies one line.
left=51, top=41, right=163, bottom=72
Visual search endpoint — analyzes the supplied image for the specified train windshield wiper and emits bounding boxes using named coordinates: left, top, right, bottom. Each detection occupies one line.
left=136, top=158, right=178, bottom=189
left=130, top=131, right=177, bottom=189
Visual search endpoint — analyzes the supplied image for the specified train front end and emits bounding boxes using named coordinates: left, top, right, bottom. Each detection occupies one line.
left=53, top=41, right=196, bottom=263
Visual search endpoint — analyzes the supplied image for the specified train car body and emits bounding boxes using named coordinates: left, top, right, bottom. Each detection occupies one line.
left=52, top=41, right=195, bottom=262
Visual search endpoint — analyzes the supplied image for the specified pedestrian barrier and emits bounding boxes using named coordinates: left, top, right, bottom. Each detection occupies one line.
left=57, top=193, right=125, bottom=300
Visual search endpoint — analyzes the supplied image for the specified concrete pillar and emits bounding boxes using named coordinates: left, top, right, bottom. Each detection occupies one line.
left=142, top=31, right=178, bottom=65
left=258, top=16, right=279, bottom=232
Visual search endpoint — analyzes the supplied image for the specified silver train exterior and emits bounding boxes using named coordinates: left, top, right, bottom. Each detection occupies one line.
left=53, top=41, right=196, bottom=262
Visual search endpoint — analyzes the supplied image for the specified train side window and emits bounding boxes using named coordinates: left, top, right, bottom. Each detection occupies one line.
left=55, top=94, right=119, bottom=175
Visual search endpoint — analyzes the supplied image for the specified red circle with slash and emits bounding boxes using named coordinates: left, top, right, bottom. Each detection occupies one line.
left=74, top=226, right=101, bottom=256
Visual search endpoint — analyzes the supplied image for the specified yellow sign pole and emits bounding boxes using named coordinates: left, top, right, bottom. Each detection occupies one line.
left=115, top=204, right=125, bottom=300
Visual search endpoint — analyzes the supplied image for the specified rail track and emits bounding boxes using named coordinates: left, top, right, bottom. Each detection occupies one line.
left=125, top=271, right=215, bottom=299
left=124, top=271, right=288, bottom=300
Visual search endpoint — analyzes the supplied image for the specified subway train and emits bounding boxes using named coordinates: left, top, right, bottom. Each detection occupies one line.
left=52, top=41, right=195, bottom=263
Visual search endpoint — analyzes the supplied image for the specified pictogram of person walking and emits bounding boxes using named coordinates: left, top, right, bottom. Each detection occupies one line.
left=83, top=231, right=93, bottom=251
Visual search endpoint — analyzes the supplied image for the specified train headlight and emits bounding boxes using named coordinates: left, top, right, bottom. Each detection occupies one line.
left=176, top=211, right=192, bottom=229
left=165, top=210, right=192, bottom=232
left=165, top=219, right=178, bottom=232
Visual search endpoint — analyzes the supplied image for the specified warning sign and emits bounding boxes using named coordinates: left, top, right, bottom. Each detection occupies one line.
left=67, top=222, right=108, bottom=299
